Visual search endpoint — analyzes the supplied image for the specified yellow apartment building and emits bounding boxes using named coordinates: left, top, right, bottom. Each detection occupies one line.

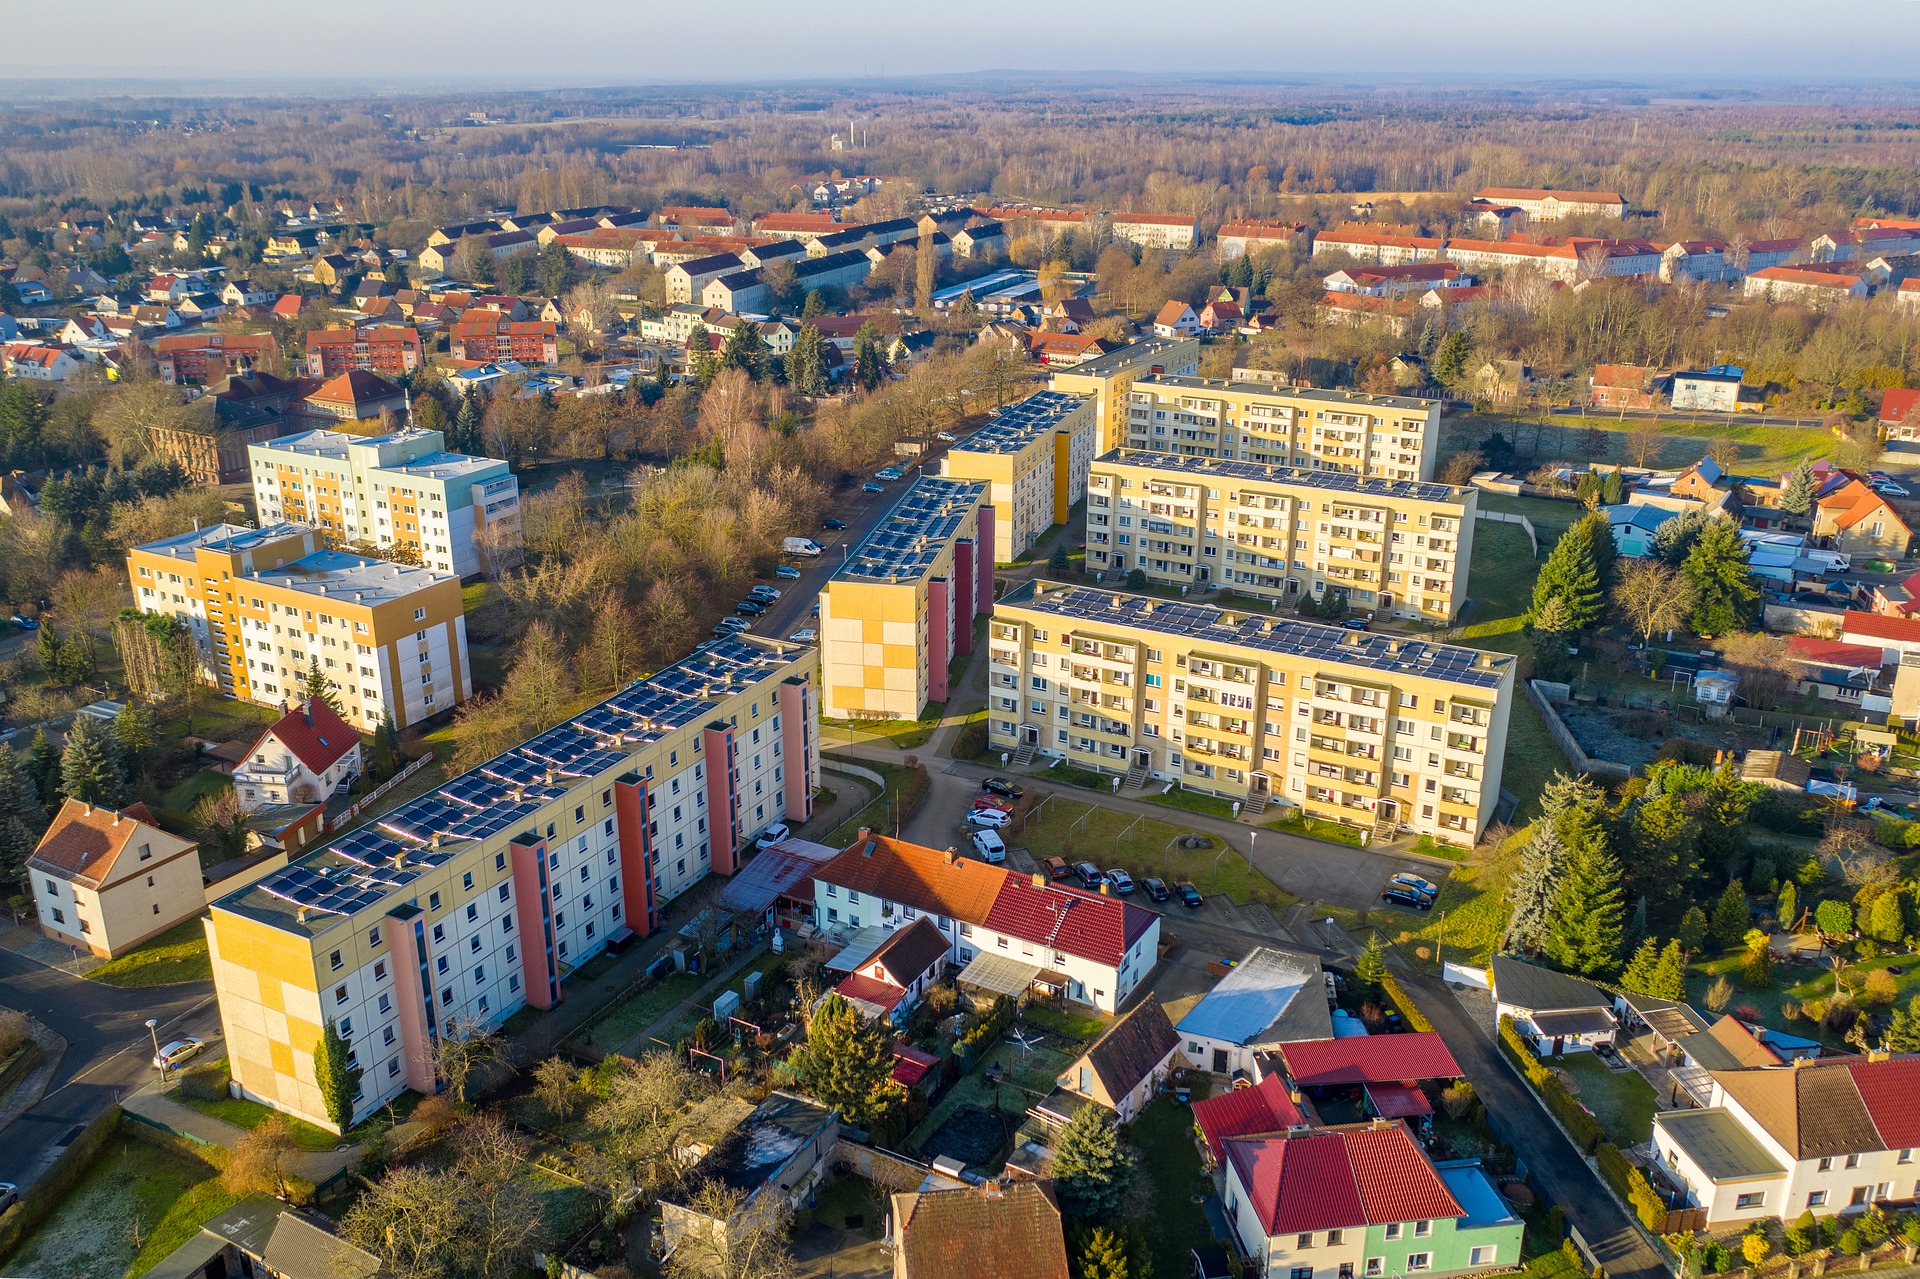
left=941, top=390, right=1097, bottom=564
left=1087, top=450, right=1476, bottom=623
left=1121, top=375, right=1442, bottom=482
left=207, top=635, right=819, bottom=1130
left=987, top=581, right=1513, bottom=845
left=1050, top=335, right=1201, bottom=452
left=127, top=522, right=469, bottom=733
left=819, top=476, right=993, bottom=720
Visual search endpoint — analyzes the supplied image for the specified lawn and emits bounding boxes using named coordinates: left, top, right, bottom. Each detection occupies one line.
left=86, top=918, right=211, bottom=988
left=1377, top=823, right=1527, bottom=972
left=1443, top=411, right=1831, bottom=476
left=1143, top=786, right=1238, bottom=821
left=1128, top=1096, right=1220, bottom=1279
left=1014, top=798, right=1296, bottom=910
left=168, top=1065, right=342, bottom=1151
left=1263, top=811, right=1366, bottom=847
left=1550, top=1051, right=1659, bottom=1149
left=1, top=1130, right=222, bottom=1279
left=161, top=696, right=272, bottom=747
left=834, top=709, right=944, bottom=751
left=824, top=761, right=923, bottom=846
left=581, top=970, right=708, bottom=1052
left=1019, top=1004, right=1108, bottom=1041
left=160, top=768, right=230, bottom=820
left=1684, top=945, right=1920, bottom=1047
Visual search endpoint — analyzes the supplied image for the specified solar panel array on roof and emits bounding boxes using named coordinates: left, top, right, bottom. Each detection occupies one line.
left=1011, top=581, right=1510, bottom=689
left=233, top=632, right=808, bottom=929
left=1098, top=448, right=1465, bottom=505
left=1141, top=372, right=1433, bottom=412
left=834, top=476, right=988, bottom=584
left=952, top=389, right=1090, bottom=455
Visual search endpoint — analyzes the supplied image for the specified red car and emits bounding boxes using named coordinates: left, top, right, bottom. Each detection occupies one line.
left=973, top=795, right=1014, bottom=814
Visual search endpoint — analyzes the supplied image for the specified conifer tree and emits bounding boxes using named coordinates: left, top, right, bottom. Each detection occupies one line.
left=787, top=323, right=829, bottom=395
left=1868, top=890, right=1907, bottom=945
left=1678, top=906, right=1709, bottom=954
left=59, top=714, right=127, bottom=808
left=1624, top=895, right=1650, bottom=955
left=1601, top=467, right=1624, bottom=506
left=303, top=658, right=343, bottom=716
left=1503, top=821, right=1568, bottom=953
left=1886, top=995, right=1920, bottom=1052
left=1683, top=517, right=1760, bottom=636
left=1711, top=880, right=1750, bottom=949
left=1577, top=510, right=1617, bottom=593
left=1544, top=840, right=1626, bottom=978
left=1351, top=935, right=1388, bottom=1002
left=1649, top=939, right=1689, bottom=1001
left=852, top=322, right=889, bottom=391
left=1777, top=880, right=1798, bottom=931
left=26, top=729, right=59, bottom=807
left=1529, top=521, right=1604, bottom=633
left=787, top=994, right=902, bottom=1129
left=1052, top=1100, right=1133, bottom=1219
left=113, top=701, right=156, bottom=779
left=1619, top=937, right=1661, bottom=995
left=1781, top=460, right=1817, bottom=517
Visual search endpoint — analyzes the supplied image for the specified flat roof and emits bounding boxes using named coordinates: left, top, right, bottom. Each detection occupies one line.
left=254, top=427, right=432, bottom=461
left=1176, top=946, right=1327, bottom=1047
left=1004, top=581, right=1512, bottom=690
left=1096, top=448, right=1466, bottom=506
left=950, top=390, right=1091, bottom=456
left=696, top=1090, right=836, bottom=1196
left=1437, top=1163, right=1521, bottom=1229
left=380, top=450, right=505, bottom=482
left=216, top=634, right=809, bottom=937
left=1656, top=1107, right=1788, bottom=1183
left=832, top=475, right=987, bottom=585
left=250, top=549, right=456, bottom=602
left=1138, top=373, right=1437, bottom=412
left=135, top=521, right=310, bottom=558
left=1058, top=335, right=1196, bottom=378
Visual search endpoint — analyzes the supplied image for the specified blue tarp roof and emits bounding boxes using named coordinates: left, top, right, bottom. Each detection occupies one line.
left=1175, top=947, right=1326, bottom=1047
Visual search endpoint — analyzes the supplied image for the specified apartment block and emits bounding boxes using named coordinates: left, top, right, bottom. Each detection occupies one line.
left=305, top=326, right=424, bottom=378
left=1122, top=375, right=1442, bottom=483
left=941, top=390, right=1097, bottom=563
left=1050, top=336, right=1202, bottom=453
left=249, top=427, right=521, bottom=579
left=987, top=581, right=1513, bottom=845
left=128, top=522, right=470, bottom=733
left=206, top=635, right=819, bottom=1131
left=819, top=476, right=993, bottom=721
left=1087, top=451, right=1475, bottom=622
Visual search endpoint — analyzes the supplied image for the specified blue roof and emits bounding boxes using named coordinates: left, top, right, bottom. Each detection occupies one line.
left=1437, top=1163, right=1520, bottom=1229
left=1601, top=503, right=1680, bottom=534
left=1174, top=946, right=1326, bottom=1046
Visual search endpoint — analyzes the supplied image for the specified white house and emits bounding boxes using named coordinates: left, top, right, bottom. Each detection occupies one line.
left=1152, top=300, right=1203, bottom=338
left=828, top=915, right=949, bottom=1025
left=1489, top=954, right=1618, bottom=1054
left=807, top=833, right=1159, bottom=1014
left=1175, top=946, right=1331, bottom=1079
left=233, top=698, right=363, bottom=812
left=1047, top=998, right=1186, bottom=1124
left=29, top=799, right=203, bottom=958
left=1652, top=1054, right=1920, bottom=1227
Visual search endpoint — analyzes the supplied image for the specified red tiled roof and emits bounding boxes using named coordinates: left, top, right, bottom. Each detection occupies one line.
left=835, top=972, right=908, bottom=1015
left=1345, top=1123, right=1462, bottom=1224
left=1192, top=1074, right=1307, bottom=1162
left=1278, top=1033, right=1461, bottom=1087
left=29, top=799, right=177, bottom=886
left=1785, top=637, right=1885, bottom=669
left=254, top=698, right=359, bottom=774
left=1154, top=300, right=1195, bottom=325
left=1751, top=266, right=1863, bottom=288
left=1843, top=1057, right=1920, bottom=1150
left=1227, top=1131, right=1368, bottom=1235
left=982, top=873, right=1148, bottom=969
left=1881, top=388, right=1920, bottom=425
left=1844, top=610, right=1920, bottom=643
left=815, top=835, right=1009, bottom=928
left=1592, top=363, right=1651, bottom=388
left=307, top=368, right=401, bottom=407
left=1219, top=220, right=1306, bottom=239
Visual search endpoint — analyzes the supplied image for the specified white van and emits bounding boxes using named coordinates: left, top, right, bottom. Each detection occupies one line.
left=969, top=829, right=1007, bottom=864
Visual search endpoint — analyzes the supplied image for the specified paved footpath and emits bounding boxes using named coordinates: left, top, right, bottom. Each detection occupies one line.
left=120, top=1082, right=359, bottom=1183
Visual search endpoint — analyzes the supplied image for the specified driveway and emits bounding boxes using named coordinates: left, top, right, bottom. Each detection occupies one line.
left=0, top=949, right=222, bottom=1190
left=1398, top=970, right=1670, bottom=1279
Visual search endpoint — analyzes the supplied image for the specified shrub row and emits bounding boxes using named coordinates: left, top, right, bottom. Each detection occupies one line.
left=899, top=763, right=932, bottom=825
left=955, top=996, right=1016, bottom=1071
left=1380, top=971, right=1433, bottom=1032
left=1597, top=1139, right=1667, bottom=1232
left=1496, top=1016, right=1604, bottom=1153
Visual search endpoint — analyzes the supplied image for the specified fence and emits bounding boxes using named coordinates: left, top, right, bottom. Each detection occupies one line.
left=328, top=753, right=434, bottom=831
left=1525, top=679, right=1635, bottom=780
left=1474, top=509, right=1539, bottom=557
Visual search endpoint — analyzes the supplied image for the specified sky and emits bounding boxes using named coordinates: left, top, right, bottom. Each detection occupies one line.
left=5, top=0, right=1920, bottom=86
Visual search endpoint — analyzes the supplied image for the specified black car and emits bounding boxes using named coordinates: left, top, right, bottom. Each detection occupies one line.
left=822, top=518, right=847, bottom=530
left=1381, top=885, right=1433, bottom=911
left=1175, top=881, right=1203, bottom=908
left=981, top=778, right=1024, bottom=800
left=1143, top=876, right=1171, bottom=902
left=734, top=599, right=767, bottom=616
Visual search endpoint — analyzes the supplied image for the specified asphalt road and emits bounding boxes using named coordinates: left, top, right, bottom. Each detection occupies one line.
left=0, top=950, right=221, bottom=1190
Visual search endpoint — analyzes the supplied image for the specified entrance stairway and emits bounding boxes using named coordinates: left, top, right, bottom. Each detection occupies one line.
left=1242, top=791, right=1270, bottom=818
left=1123, top=760, right=1150, bottom=792
left=1012, top=740, right=1037, bottom=767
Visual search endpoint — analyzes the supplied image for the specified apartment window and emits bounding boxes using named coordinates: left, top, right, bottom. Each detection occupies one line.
left=377, top=993, right=391, bottom=1013
left=1413, top=1222, right=1431, bottom=1238
left=462, top=872, right=473, bottom=891
left=466, top=903, right=478, bottom=923
left=1469, top=1248, right=1497, bottom=1267
left=382, top=1025, right=395, bottom=1047
left=429, top=891, right=441, bottom=911
left=1902, top=1150, right=1914, bottom=1165
left=388, top=1059, right=401, bottom=1078
left=1846, top=1154, right=1862, bottom=1170
left=1808, top=1190, right=1828, bottom=1207
left=1384, top=1225, right=1403, bottom=1241
left=329, top=949, right=342, bottom=971
left=373, top=960, right=386, bottom=981
left=495, top=852, right=507, bottom=872
left=1736, top=1193, right=1766, bottom=1210
left=499, top=883, right=511, bottom=903
left=1364, top=1261, right=1384, bottom=1278
left=1406, top=1255, right=1431, bottom=1272
left=334, top=984, right=347, bottom=1005
left=414, top=607, right=427, bottom=621
left=1293, top=1270, right=1313, bottom=1279
left=1818, top=1158, right=1834, bottom=1173
left=1327, top=1231, right=1344, bottom=1246
left=1297, top=1234, right=1314, bottom=1249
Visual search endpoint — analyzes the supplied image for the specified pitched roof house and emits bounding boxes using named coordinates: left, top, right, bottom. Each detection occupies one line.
left=831, top=915, right=950, bottom=1024
left=1812, top=475, right=1912, bottom=561
left=1177, top=947, right=1332, bottom=1079
left=1048, top=998, right=1185, bottom=1123
left=1490, top=955, right=1618, bottom=1053
left=892, top=1180, right=1070, bottom=1279
left=1192, top=1071, right=1309, bottom=1165
left=29, top=800, right=203, bottom=957
left=1152, top=301, right=1203, bottom=338
left=233, top=698, right=364, bottom=812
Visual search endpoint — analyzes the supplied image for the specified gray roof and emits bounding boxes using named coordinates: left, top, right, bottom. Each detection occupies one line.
left=1097, top=448, right=1469, bottom=506
left=1656, top=1107, right=1788, bottom=1183
left=950, top=390, right=1091, bottom=455
left=1175, top=946, right=1330, bottom=1047
left=1491, top=954, right=1611, bottom=1013
left=1006, top=580, right=1513, bottom=690
left=1140, top=372, right=1437, bottom=413
left=716, top=837, right=838, bottom=917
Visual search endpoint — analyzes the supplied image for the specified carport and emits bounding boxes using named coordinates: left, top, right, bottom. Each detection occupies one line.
left=957, top=952, right=1042, bottom=1004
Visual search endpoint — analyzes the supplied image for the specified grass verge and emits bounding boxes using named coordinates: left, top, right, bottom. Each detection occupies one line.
left=1142, top=786, right=1238, bottom=821
left=168, top=1087, right=341, bottom=1151
left=87, top=918, right=211, bottom=988
left=824, top=761, right=924, bottom=845
left=1550, top=1050, right=1658, bottom=1150
left=1016, top=798, right=1295, bottom=910
left=2, top=1131, right=220, bottom=1279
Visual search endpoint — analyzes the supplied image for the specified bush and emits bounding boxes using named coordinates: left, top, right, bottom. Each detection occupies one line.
left=1596, top=1141, right=1666, bottom=1232
left=0, top=1010, right=29, bottom=1061
left=953, top=719, right=989, bottom=761
left=1498, top=1017, right=1603, bottom=1153
left=899, top=764, right=932, bottom=826
left=1380, top=971, right=1433, bottom=1032
left=1784, top=1209, right=1816, bottom=1256
left=1816, top=899, right=1855, bottom=936
left=1866, top=968, right=1899, bottom=1007
left=1839, top=1229, right=1863, bottom=1255
left=177, top=1059, right=230, bottom=1104
left=1440, top=1080, right=1476, bottom=1121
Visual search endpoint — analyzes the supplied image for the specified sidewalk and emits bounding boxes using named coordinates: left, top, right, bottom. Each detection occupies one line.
left=622, top=941, right=773, bottom=1056
left=120, top=1082, right=359, bottom=1182
left=0, top=922, right=107, bottom=976
left=0, top=1017, right=67, bottom=1134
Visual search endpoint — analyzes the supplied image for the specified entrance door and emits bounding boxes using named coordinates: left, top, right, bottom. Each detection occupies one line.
left=1212, top=1048, right=1230, bottom=1073
left=1134, top=748, right=1151, bottom=768
left=1252, top=773, right=1270, bottom=794
left=1023, top=725, right=1038, bottom=745
left=1552, top=1037, right=1565, bottom=1055
left=1377, top=799, right=1397, bottom=822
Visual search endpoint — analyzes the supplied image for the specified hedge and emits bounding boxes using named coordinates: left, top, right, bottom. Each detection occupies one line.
left=1597, top=1139, right=1668, bottom=1232
left=955, top=996, right=1016, bottom=1072
left=1381, top=971, right=1433, bottom=1032
left=1497, top=1015, right=1604, bottom=1153
left=900, top=763, right=932, bottom=826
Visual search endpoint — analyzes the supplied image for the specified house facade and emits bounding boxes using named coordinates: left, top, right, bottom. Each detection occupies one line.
left=233, top=699, right=364, bottom=811
left=30, top=800, right=203, bottom=957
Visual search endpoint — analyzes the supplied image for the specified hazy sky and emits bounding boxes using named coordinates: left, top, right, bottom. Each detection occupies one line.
left=7, top=0, right=1920, bottom=85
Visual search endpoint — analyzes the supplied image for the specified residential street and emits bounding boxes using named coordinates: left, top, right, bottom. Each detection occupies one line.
left=0, top=948, right=221, bottom=1190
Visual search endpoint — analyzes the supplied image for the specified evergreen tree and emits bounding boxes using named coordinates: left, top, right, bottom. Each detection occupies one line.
left=313, top=1016, right=363, bottom=1132
left=788, top=323, right=829, bottom=395
left=1577, top=510, right=1617, bottom=593
left=1650, top=507, right=1709, bottom=567
left=1868, top=890, right=1907, bottom=945
left=1624, top=790, right=1701, bottom=910
left=59, top=714, right=127, bottom=807
left=1544, top=840, right=1626, bottom=978
left=369, top=710, right=399, bottom=780
left=788, top=994, right=903, bottom=1129
left=113, top=701, right=156, bottom=779
left=453, top=396, right=482, bottom=454
left=1052, top=1100, right=1133, bottom=1219
left=1619, top=937, right=1661, bottom=995
left=303, top=658, right=343, bottom=716
left=1677, top=905, right=1709, bottom=954
left=1648, top=939, right=1689, bottom=1001
left=801, top=289, right=826, bottom=319
left=1777, top=880, right=1799, bottom=930
left=1624, top=895, right=1650, bottom=955
left=1417, top=319, right=1440, bottom=359
left=685, top=323, right=716, bottom=384
left=1781, top=460, right=1818, bottom=517
left=1886, top=995, right=1920, bottom=1052
left=852, top=322, right=890, bottom=391
left=717, top=320, right=771, bottom=381
left=35, top=623, right=58, bottom=679
left=1683, top=518, right=1760, bottom=636
left=1503, top=821, right=1568, bottom=953
left=1698, top=759, right=1754, bottom=875
left=1431, top=330, right=1472, bottom=389
left=0, top=746, right=43, bottom=887
left=535, top=240, right=572, bottom=297
left=1071, top=1226, right=1144, bottom=1279
left=1601, top=467, right=1624, bottom=506
left=1351, top=935, right=1388, bottom=1002
left=26, top=729, right=59, bottom=807
left=1541, top=771, right=1603, bottom=824
left=1711, top=880, right=1750, bottom=949
left=1742, top=936, right=1773, bottom=990
left=952, top=287, right=978, bottom=320
left=1529, top=521, right=1604, bottom=634
left=1576, top=470, right=1603, bottom=508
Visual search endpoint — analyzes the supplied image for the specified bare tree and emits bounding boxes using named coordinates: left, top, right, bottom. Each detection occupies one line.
left=223, top=1114, right=296, bottom=1199
left=1720, top=631, right=1799, bottom=711
left=1613, top=559, right=1697, bottom=646
left=665, top=1180, right=797, bottom=1279
left=429, top=1014, right=503, bottom=1103
left=1624, top=420, right=1663, bottom=468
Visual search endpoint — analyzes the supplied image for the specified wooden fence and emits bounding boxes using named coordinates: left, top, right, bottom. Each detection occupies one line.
left=328, top=753, right=434, bottom=832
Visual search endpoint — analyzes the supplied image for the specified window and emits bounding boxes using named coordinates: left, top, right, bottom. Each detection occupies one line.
left=1384, top=1225, right=1403, bottom=1241
left=1902, top=1150, right=1915, bottom=1166
left=1808, top=1190, right=1828, bottom=1207
left=388, top=1059, right=401, bottom=1078
left=1327, top=1231, right=1344, bottom=1246
left=1736, top=1193, right=1766, bottom=1210
left=1406, top=1255, right=1431, bottom=1272
left=499, top=884, right=511, bottom=902
left=1469, top=1249, right=1498, bottom=1268
left=1413, top=1221, right=1431, bottom=1238
left=1297, top=1234, right=1314, bottom=1249
left=1365, top=1261, right=1384, bottom=1278
left=429, top=891, right=441, bottom=912
left=1846, top=1154, right=1862, bottom=1170
left=1292, top=1270, right=1313, bottom=1279
left=329, top=950, right=343, bottom=970
left=373, top=960, right=386, bottom=980
left=334, top=984, right=348, bottom=1004
left=1818, top=1158, right=1834, bottom=1173
left=382, top=1026, right=395, bottom=1047
left=377, top=992, right=391, bottom=1013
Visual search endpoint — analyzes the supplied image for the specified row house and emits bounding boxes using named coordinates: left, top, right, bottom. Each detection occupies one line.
left=1443, top=236, right=1661, bottom=283
left=1812, top=226, right=1920, bottom=262
left=1323, top=263, right=1465, bottom=297
left=153, top=331, right=280, bottom=386
left=1110, top=212, right=1198, bottom=251
left=554, top=228, right=672, bottom=268
left=1743, top=267, right=1869, bottom=307
left=0, top=342, right=81, bottom=381
left=1311, top=230, right=1447, bottom=266
left=1471, top=186, right=1627, bottom=220
left=1217, top=220, right=1309, bottom=261
left=305, top=326, right=423, bottom=378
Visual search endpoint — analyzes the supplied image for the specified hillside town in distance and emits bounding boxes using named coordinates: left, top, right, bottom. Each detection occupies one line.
left=4, top=72, right=1920, bottom=1279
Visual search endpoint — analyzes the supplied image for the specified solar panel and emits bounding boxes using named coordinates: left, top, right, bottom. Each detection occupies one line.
left=1098, top=448, right=1461, bottom=504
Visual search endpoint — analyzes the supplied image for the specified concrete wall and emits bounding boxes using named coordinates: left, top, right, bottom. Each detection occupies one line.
left=1525, top=679, right=1634, bottom=780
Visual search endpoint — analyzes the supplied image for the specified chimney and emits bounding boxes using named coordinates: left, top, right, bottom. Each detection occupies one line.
left=859, top=827, right=872, bottom=847
left=296, top=905, right=309, bottom=923
left=303, top=701, right=313, bottom=726
left=981, top=1180, right=1003, bottom=1199
left=83, top=803, right=91, bottom=817
left=1032, top=872, right=1046, bottom=888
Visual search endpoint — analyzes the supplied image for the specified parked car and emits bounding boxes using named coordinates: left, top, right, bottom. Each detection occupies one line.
left=981, top=778, right=1024, bottom=800
left=970, top=829, right=1007, bottom=863
left=966, top=807, right=1011, bottom=829
left=1074, top=861, right=1103, bottom=889
left=0, top=1183, right=15, bottom=1212
left=972, top=794, right=1014, bottom=814
left=1043, top=856, right=1071, bottom=880
left=1381, top=885, right=1434, bottom=911
left=1175, top=881, right=1203, bottom=908
left=786, top=628, right=817, bottom=643
left=1875, top=481, right=1910, bottom=498
left=715, top=615, right=749, bottom=630
left=748, top=585, right=781, bottom=602
left=875, top=466, right=904, bottom=481
left=1143, top=876, right=1171, bottom=902
left=1388, top=873, right=1440, bottom=899
left=863, top=481, right=885, bottom=493
left=9, top=615, right=37, bottom=630
left=153, top=1037, right=204, bottom=1071
left=734, top=598, right=767, bottom=616
left=756, top=823, right=790, bottom=850
left=935, top=430, right=958, bottom=443
left=1340, top=617, right=1369, bottom=631
left=822, top=518, right=847, bottom=530
left=775, top=565, right=802, bottom=579
left=711, top=623, right=743, bottom=639
left=1105, top=868, right=1136, bottom=894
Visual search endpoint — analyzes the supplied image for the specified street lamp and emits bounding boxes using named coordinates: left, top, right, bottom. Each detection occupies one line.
left=145, top=1018, right=164, bottom=1082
